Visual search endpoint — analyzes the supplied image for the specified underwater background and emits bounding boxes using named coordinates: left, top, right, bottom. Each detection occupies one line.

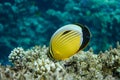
left=0, top=0, right=120, bottom=65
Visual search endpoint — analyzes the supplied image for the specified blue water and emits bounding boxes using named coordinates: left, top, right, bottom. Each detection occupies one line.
left=0, top=0, right=120, bottom=65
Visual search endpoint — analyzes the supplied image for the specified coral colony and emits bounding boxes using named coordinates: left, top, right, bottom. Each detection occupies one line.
left=0, top=42, right=120, bottom=80
left=0, top=0, right=120, bottom=80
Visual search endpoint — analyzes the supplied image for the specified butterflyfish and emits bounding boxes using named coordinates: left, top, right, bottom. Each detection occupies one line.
left=48, top=24, right=91, bottom=60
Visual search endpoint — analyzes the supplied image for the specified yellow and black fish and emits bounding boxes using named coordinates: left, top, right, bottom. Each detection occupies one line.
left=48, top=24, right=91, bottom=60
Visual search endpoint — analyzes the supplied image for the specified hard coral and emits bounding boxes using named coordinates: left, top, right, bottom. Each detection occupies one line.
left=63, top=42, right=120, bottom=80
left=8, top=45, right=66, bottom=80
left=0, top=42, right=120, bottom=80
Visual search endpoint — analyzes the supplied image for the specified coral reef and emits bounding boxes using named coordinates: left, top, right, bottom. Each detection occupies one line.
left=0, top=0, right=120, bottom=65
left=8, top=45, right=67, bottom=80
left=0, top=0, right=120, bottom=79
left=0, top=42, right=120, bottom=80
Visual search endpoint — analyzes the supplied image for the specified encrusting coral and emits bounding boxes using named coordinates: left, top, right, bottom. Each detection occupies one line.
left=0, top=42, right=120, bottom=80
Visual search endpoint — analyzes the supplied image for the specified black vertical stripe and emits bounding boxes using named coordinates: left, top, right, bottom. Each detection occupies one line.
left=48, top=45, right=60, bottom=61
left=75, top=24, right=91, bottom=52
left=48, top=45, right=54, bottom=59
left=48, top=50, right=53, bottom=59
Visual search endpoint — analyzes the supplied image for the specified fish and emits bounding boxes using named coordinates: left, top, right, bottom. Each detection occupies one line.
left=48, top=24, right=91, bottom=61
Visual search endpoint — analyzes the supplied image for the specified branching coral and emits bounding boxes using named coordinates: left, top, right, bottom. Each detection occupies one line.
left=8, top=45, right=66, bottom=80
left=0, top=0, right=120, bottom=66
left=0, top=42, right=120, bottom=80
left=63, top=42, right=120, bottom=80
